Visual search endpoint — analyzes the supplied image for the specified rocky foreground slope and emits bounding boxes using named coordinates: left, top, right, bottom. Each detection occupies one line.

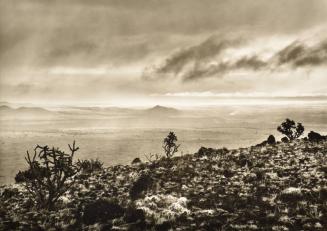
left=1, top=139, right=326, bottom=230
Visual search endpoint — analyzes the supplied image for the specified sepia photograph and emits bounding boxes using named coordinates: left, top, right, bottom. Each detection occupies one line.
left=0, top=0, right=327, bottom=230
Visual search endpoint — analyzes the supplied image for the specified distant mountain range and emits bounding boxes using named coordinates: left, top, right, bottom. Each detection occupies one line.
left=0, top=104, right=180, bottom=119
left=0, top=105, right=55, bottom=119
left=144, top=105, right=180, bottom=116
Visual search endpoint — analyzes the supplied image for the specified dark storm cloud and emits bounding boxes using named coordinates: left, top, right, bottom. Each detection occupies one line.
left=150, top=35, right=242, bottom=76
left=177, top=56, right=268, bottom=82
left=144, top=36, right=327, bottom=82
left=1, top=0, right=327, bottom=69
left=276, top=40, right=327, bottom=67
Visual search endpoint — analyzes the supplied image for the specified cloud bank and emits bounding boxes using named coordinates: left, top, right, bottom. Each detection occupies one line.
left=1, top=0, right=327, bottom=105
left=144, top=34, right=327, bottom=82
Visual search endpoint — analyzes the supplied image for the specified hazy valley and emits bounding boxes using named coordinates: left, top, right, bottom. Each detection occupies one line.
left=1, top=101, right=326, bottom=185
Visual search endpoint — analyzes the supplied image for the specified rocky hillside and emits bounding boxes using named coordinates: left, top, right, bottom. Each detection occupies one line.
left=1, top=139, right=326, bottom=230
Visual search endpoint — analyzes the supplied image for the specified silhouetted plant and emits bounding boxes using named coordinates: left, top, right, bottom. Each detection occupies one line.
left=144, top=153, right=162, bottom=164
left=267, top=135, right=276, bottom=145
left=15, top=169, right=34, bottom=183
left=77, top=158, right=103, bottom=174
left=18, top=141, right=80, bottom=210
left=162, top=132, right=180, bottom=158
left=131, top=157, right=142, bottom=165
left=308, top=131, right=326, bottom=142
left=277, top=118, right=304, bottom=141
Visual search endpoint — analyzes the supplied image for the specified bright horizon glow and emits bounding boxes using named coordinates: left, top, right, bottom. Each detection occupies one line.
left=3, top=95, right=327, bottom=110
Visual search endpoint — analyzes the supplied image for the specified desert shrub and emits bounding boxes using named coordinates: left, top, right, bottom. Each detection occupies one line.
left=256, top=135, right=275, bottom=147
left=223, top=169, right=234, bottom=178
left=155, top=221, right=173, bottom=231
left=77, top=158, right=103, bottom=174
left=308, top=131, right=326, bottom=142
left=15, top=169, right=32, bottom=183
left=281, top=137, right=289, bottom=143
left=1, top=188, right=19, bottom=199
left=238, top=154, right=253, bottom=168
left=124, top=206, right=146, bottom=223
left=130, top=174, right=153, bottom=200
left=319, top=187, right=327, bottom=201
left=83, top=199, right=125, bottom=225
left=196, top=147, right=223, bottom=157
left=162, top=132, right=180, bottom=158
left=145, top=153, right=163, bottom=169
left=277, top=118, right=304, bottom=141
left=18, top=141, right=80, bottom=210
left=267, top=135, right=276, bottom=145
left=131, top=157, right=142, bottom=165
left=279, top=187, right=303, bottom=203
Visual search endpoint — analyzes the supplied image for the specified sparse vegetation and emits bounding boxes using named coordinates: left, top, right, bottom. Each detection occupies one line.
left=162, top=132, right=180, bottom=158
left=2, top=134, right=327, bottom=230
left=277, top=118, right=304, bottom=140
left=77, top=158, right=104, bottom=174
left=82, top=199, right=124, bottom=225
left=17, top=141, right=80, bottom=210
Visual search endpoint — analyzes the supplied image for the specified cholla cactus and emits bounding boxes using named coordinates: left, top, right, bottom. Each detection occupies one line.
left=162, top=132, right=180, bottom=158
left=19, top=141, right=80, bottom=210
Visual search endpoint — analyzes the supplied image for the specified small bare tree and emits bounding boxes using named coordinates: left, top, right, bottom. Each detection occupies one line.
left=277, top=118, right=304, bottom=141
left=21, top=141, right=80, bottom=210
left=144, top=153, right=162, bottom=164
left=162, top=132, right=180, bottom=158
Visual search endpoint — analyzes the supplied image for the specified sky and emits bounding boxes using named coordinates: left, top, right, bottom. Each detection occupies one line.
left=1, top=0, right=327, bottom=107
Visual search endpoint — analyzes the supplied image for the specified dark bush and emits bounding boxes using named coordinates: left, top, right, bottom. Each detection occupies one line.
left=279, top=188, right=303, bottom=204
left=201, top=219, right=223, bottom=231
left=197, top=147, right=214, bottom=157
left=77, top=158, right=103, bottom=174
left=223, top=169, right=234, bottom=178
left=319, top=187, right=327, bottom=201
left=155, top=221, right=172, bottom=231
left=281, top=137, right=289, bottom=143
left=100, top=222, right=113, bottom=231
left=1, top=188, right=19, bottom=199
left=267, top=135, right=276, bottom=145
left=131, top=158, right=142, bottom=165
left=83, top=199, right=125, bottom=225
left=277, top=118, right=304, bottom=140
left=127, top=221, right=147, bottom=231
left=124, top=206, right=145, bottom=223
left=308, top=131, right=326, bottom=142
left=15, top=169, right=31, bottom=183
left=18, top=141, right=80, bottom=210
left=238, top=154, right=252, bottom=168
left=130, top=174, right=153, bottom=200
